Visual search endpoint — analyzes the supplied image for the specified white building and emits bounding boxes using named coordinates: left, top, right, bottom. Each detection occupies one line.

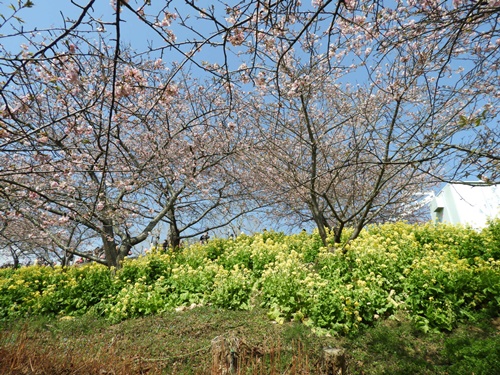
left=429, top=182, right=500, bottom=228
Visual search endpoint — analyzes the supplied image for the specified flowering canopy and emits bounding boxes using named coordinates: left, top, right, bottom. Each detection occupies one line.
left=1, top=0, right=499, bottom=264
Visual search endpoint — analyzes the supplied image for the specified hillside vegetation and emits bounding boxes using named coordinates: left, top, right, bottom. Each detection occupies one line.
left=1, top=221, right=499, bottom=373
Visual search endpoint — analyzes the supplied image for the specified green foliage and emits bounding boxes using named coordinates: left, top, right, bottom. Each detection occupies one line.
left=259, top=250, right=323, bottom=323
left=442, top=328, right=500, bottom=374
left=200, top=238, right=229, bottom=261
left=44, top=264, right=116, bottom=316
left=413, top=223, right=489, bottom=261
left=208, top=265, right=255, bottom=310
left=165, top=262, right=219, bottom=307
left=289, top=230, right=325, bottom=263
left=119, top=254, right=172, bottom=284
left=1, top=222, right=499, bottom=336
left=482, top=218, right=500, bottom=260
left=0, top=263, right=116, bottom=319
left=306, top=279, right=394, bottom=335
left=217, top=239, right=254, bottom=271
left=103, top=276, right=168, bottom=323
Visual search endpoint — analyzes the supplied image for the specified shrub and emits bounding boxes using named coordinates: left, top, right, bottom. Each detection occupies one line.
left=1, top=222, right=499, bottom=335
left=259, top=250, right=325, bottom=323
left=482, top=218, right=500, bottom=260
left=104, top=276, right=168, bottom=323
left=165, top=261, right=219, bottom=307
left=208, top=265, right=255, bottom=310
left=119, top=254, right=172, bottom=285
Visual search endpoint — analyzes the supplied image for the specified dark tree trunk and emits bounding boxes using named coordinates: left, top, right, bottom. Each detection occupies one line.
left=332, top=223, right=345, bottom=244
left=102, top=219, right=118, bottom=267
left=310, top=200, right=330, bottom=246
left=167, top=208, right=181, bottom=249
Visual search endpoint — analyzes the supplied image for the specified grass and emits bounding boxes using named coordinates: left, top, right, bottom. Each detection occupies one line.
left=1, top=308, right=499, bottom=374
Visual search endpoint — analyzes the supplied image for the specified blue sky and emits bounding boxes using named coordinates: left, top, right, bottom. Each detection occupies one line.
left=3, top=1, right=155, bottom=50
left=2, top=0, right=249, bottom=83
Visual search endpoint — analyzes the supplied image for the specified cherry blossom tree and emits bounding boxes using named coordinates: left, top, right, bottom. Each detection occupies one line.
left=233, top=0, right=499, bottom=245
left=0, top=183, right=94, bottom=267
left=2, top=1, right=498, bottom=182
left=1, top=0, right=499, bottom=261
left=245, top=52, right=437, bottom=245
left=0, top=34, right=257, bottom=267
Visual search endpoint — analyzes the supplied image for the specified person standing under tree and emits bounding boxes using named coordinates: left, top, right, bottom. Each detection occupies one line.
left=200, top=229, right=210, bottom=244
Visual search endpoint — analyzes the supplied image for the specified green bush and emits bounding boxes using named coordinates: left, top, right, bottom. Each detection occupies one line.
left=208, top=265, right=255, bottom=310
left=119, top=254, right=173, bottom=284
left=0, top=263, right=115, bottom=319
left=103, top=276, right=168, bottom=323
left=165, top=262, right=219, bottom=307
left=1, top=222, right=499, bottom=335
left=259, top=250, right=325, bottom=323
left=482, top=218, right=500, bottom=260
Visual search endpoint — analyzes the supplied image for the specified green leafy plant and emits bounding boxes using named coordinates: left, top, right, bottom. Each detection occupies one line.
left=1, top=221, right=499, bottom=336
left=208, top=265, right=255, bottom=310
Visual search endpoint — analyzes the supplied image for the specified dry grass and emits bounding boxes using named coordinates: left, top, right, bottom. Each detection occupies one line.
left=1, top=308, right=499, bottom=374
left=0, top=330, right=321, bottom=374
left=0, top=308, right=334, bottom=375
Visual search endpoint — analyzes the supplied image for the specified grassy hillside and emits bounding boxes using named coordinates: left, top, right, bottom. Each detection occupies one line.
left=1, top=307, right=499, bottom=374
left=1, top=221, right=499, bottom=373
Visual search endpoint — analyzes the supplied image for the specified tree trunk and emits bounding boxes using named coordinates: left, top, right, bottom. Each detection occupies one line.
left=116, top=243, right=132, bottom=266
left=332, top=223, right=345, bottom=244
left=320, top=348, right=346, bottom=375
left=62, top=250, right=73, bottom=267
left=12, top=251, right=19, bottom=269
left=102, top=220, right=118, bottom=267
left=301, top=94, right=330, bottom=246
left=167, top=208, right=181, bottom=249
left=310, top=199, right=330, bottom=246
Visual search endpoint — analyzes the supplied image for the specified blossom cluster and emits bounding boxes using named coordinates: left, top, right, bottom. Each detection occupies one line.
left=1, top=221, right=499, bottom=334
